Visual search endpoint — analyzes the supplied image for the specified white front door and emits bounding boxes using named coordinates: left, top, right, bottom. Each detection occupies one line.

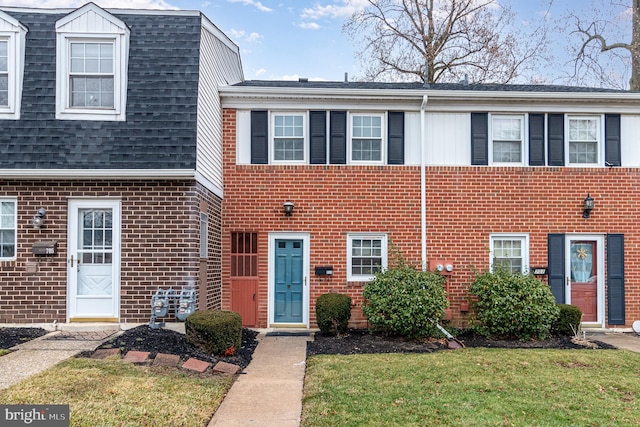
left=67, top=199, right=121, bottom=321
left=565, top=235, right=604, bottom=327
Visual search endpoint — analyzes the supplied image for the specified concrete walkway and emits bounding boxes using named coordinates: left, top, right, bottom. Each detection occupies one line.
left=208, top=333, right=310, bottom=427
left=588, top=331, right=640, bottom=352
left=0, top=329, right=118, bottom=390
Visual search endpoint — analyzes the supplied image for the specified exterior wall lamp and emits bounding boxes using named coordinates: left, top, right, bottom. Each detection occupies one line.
left=583, top=194, right=594, bottom=218
left=32, top=208, right=46, bottom=229
left=283, top=201, right=294, bottom=216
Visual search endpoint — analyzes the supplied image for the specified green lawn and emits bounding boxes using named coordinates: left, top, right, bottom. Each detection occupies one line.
left=302, top=349, right=640, bottom=426
left=0, top=358, right=234, bottom=427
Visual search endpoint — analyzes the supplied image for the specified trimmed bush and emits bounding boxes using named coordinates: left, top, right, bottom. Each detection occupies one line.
left=316, top=293, right=352, bottom=335
left=185, top=310, right=242, bottom=356
left=552, top=304, right=583, bottom=336
left=470, top=269, right=560, bottom=340
left=362, top=265, right=448, bottom=338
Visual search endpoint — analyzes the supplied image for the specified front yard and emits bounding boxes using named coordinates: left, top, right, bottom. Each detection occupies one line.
left=302, top=348, right=640, bottom=426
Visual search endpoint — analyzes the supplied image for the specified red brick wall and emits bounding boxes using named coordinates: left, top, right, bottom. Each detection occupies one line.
left=0, top=179, right=222, bottom=324
left=222, top=108, right=639, bottom=329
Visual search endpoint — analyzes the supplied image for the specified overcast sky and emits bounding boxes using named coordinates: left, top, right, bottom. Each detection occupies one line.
left=0, top=0, right=632, bottom=87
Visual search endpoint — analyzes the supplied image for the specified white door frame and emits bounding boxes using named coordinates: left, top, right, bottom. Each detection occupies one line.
left=67, top=199, right=122, bottom=322
left=565, top=234, right=605, bottom=327
left=267, top=232, right=310, bottom=328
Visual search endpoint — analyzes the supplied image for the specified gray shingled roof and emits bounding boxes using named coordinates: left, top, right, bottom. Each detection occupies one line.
left=0, top=10, right=201, bottom=170
left=234, top=80, right=631, bottom=93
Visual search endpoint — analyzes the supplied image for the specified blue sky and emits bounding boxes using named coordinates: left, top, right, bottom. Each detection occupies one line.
left=0, top=0, right=632, bottom=86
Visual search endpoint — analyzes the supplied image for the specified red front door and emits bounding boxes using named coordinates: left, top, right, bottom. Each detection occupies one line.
left=569, top=241, right=597, bottom=322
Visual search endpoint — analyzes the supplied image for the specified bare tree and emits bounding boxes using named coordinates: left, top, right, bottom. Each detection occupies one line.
left=569, top=1, right=638, bottom=90
left=343, top=0, right=550, bottom=84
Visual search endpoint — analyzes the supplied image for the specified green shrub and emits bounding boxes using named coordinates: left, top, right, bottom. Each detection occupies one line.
left=469, top=269, right=559, bottom=340
left=185, top=310, right=242, bottom=356
left=316, top=293, right=352, bottom=335
left=362, top=265, right=448, bottom=338
left=551, top=304, right=583, bottom=336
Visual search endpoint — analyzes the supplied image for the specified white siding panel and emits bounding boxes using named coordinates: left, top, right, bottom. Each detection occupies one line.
left=196, top=26, right=243, bottom=195
left=621, top=115, right=640, bottom=167
left=425, top=112, right=470, bottom=165
left=236, top=110, right=251, bottom=164
left=59, top=10, right=123, bottom=33
left=404, top=112, right=421, bottom=166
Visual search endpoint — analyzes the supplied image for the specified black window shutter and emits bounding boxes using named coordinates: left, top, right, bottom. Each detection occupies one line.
left=250, top=111, right=268, bottom=164
left=329, top=111, right=347, bottom=164
left=607, top=234, right=625, bottom=325
left=309, top=111, right=327, bottom=164
left=548, top=234, right=565, bottom=303
left=605, top=114, right=621, bottom=167
left=547, top=114, right=564, bottom=166
left=471, top=113, right=488, bottom=165
left=387, top=112, right=405, bottom=165
left=529, top=113, right=545, bottom=166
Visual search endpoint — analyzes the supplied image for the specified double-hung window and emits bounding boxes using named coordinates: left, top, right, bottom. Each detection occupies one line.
left=55, top=3, right=129, bottom=121
left=0, top=11, right=27, bottom=120
left=69, top=42, right=114, bottom=108
left=491, top=115, right=524, bottom=164
left=350, top=114, right=384, bottom=163
left=273, top=113, right=305, bottom=162
left=347, top=234, right=388, bottom=281
left=490, top=234, right=529, bottom=274
left=568, top=116, right=600, bottom=165
left=0, top=39, right=7, bottom=107
left=0, top=200, right=17, bottom=259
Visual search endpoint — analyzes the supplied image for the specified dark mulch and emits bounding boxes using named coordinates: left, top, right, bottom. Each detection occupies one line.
left=93, top=325, right=259, bottom=369
left=0, top=327, right=48, bottom=349
left=307, top=329, right=617, bottom=356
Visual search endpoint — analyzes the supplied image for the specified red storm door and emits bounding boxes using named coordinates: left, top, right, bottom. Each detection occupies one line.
left=231, top=232, right=258, bottom=326
left=569, top=240, right=598, bottom=322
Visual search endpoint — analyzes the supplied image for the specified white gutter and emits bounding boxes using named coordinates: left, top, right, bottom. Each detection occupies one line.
left=420, top=95, right=428, bottom=271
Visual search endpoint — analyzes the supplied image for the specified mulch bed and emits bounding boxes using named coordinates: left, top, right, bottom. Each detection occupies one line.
left=0, top=327, right=48, bottom=349
left=92, top=325, right=259, bottom=369
left=306, top=329, right=617, bottom=356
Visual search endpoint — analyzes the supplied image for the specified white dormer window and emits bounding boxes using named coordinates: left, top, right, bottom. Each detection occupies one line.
left=55, top=3, right=129, bottom=121
left=0, top=11, right=27, bottom=120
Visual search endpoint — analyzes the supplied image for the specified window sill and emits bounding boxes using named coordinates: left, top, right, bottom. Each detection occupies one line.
left=56, top=109, right=125, bottom=121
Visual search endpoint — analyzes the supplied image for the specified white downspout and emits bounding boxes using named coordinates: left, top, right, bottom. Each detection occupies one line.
left=420, top=95, right=428, bottom=271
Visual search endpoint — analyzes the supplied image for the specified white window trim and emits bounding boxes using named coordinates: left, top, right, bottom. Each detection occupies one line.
left=0, top=198, right=17, bottom=261
left=488, top=113, right=527, bottom=166
left=55, top=4, right=129, bottom=122
left=566, top=114, right=604, bottom=167
left=0, top=12, right=27, bottom=120
left=270, top=111, right=308, bottom=164
left=489, top=233, right=529, bottom=274
left=348, top=112, right=386, bottom=165
left=347, top=233, right=388, bottom=281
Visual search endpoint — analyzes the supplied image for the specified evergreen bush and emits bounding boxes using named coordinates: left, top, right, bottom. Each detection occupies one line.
left=362, top=264, right=448, bottom=338
left=551, top=304, right=583, bottom=336
left=470, top=268, right=560, bottom=340
left=316, top=293, right=352, bottom=335
left=185, top=310, right=242, bottom=356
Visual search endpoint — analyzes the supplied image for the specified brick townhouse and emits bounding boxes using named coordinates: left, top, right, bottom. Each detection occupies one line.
left=0, top=3, right=242, bottom=323
left=220, top=81, right=640, bottom=330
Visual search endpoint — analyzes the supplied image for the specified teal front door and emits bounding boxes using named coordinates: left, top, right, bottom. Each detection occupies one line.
left=274, top=239, right=303, bottom=323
